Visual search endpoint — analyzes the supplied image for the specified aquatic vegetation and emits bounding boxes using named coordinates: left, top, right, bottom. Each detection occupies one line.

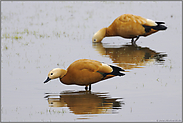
left=46, top=108, right=67, bottom=114
left=14, top=35, right=22, bottom=39
left=4, top=46, right=8, bottom=50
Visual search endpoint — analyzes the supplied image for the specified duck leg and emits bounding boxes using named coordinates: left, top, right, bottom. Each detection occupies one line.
left=85, top=85, right=88, bottom=91
left=85, top=84, right=91, bottom=91
left=89, top=84, right=91, bottom=91
left=131, top=38, right=134, bottom=43
left=134, top=35, right=140, bottom=43
left=131, top=35, right=140, bottom=44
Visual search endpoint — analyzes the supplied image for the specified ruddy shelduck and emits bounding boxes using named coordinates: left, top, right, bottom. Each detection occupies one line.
left=44, top=59, right=125, bottom=91
left=92, top=14, right=167, bottom=44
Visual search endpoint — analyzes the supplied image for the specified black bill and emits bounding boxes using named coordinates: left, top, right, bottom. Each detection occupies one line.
left=44, top=77, right=51, bottom=83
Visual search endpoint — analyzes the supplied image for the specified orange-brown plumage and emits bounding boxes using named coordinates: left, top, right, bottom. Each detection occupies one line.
left=92, top=14, right=167, bottom=43
left=44, top=59, right=125, bottom=91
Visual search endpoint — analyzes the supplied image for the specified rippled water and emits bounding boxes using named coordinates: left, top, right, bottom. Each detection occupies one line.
left=1, top=1, right=182, bottom=122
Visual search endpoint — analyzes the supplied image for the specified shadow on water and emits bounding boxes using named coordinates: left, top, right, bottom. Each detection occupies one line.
left=44, top=90, right=124, bottom=118
left=92, top=43, right=167, bottom=70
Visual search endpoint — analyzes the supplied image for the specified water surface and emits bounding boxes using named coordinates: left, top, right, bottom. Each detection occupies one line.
left=1, top=1, right=182, bottom=122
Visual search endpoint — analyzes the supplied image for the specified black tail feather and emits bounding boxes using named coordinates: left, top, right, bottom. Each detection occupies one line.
left=109, top=65, right=125, bottom=72
left=109, top=65, right=125, bottom=76
left=152, top=24, right=167, bottom=30
left=143, top=22, right=167, bottom=33
left=153, top=21, right=167, bottom=30
left=100, top=65, right=125, bottom=77
left=155, top=21, right=165, bottom=25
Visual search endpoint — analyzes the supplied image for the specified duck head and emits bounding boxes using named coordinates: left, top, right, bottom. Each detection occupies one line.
left=92, top=28, right=107, bottom=43
left=44, top=68, right=67, bottom=83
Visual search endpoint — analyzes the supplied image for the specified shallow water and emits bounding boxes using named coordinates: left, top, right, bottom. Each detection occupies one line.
left=1, top=1, right=182, bottom=122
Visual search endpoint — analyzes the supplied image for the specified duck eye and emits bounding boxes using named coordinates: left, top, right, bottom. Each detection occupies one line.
left=51, top=73, right=53, bottom=75
left=94, top=39, right=96, bottom=42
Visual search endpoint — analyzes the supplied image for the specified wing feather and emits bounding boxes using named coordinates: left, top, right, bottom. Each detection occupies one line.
left=118, top=14, right=157, bottom=26
left=68, top=59, right=101, bottom=72
left=68, top=59, right=113, bottom=74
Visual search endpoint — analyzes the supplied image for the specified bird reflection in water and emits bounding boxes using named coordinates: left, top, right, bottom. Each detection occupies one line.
left=92, top=43, right=167, bottom=70
left=44, top=90, right=124, bottom=116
